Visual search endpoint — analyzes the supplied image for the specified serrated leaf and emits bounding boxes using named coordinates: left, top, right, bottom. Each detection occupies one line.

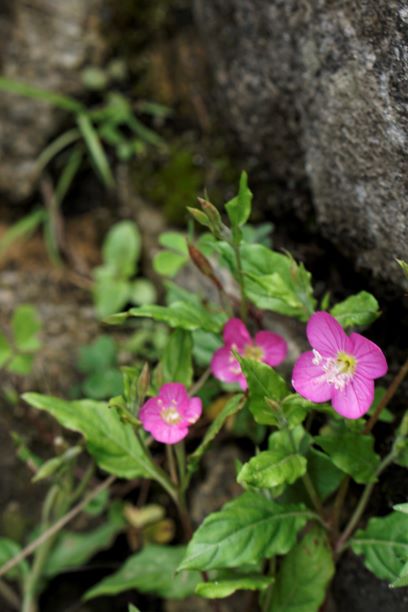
left=102, top=221, right=141, bottom=277
left=178, top=493, right=315, bottom=572
left=196, top=575, right=272, bottom=599
left=330, top=291, right=380, bottom=328
left=11, top=305, right=41, bottom=352
left=266, top=526, right=334, bottom=612
left=84, top=545, right=199, bottom=600
left=22, top=393, right=169, bottom=485
left=239, top=357, right=289, bottom=425
left=128, top=302, right=227, bottom=333
left=236, top=244, right=316, bottom=321
left=351, top=511, right=408, bottom=583
left=188, top=395, right=245, bottom=475
left=315, top=430, right=380, bottom=484
left=225, top=171, right=252, bottom=228
left=44, top=503, right=125, bottom=578
left=162, top=329, right=193, bottom=387
left=238, top=448, right=307, bottom=489
left=0, top=538, right=30, bottom=580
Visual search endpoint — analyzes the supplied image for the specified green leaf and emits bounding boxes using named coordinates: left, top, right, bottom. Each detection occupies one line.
left=33, top=446, right=82, bottom=482
left=0, top=333, right=11, bottom=367
left=0, top=538, right=30, bottom=580
left=178, top=493, right=315, bottom=572
left=0, top=76, right=83, bottom=112
left=82, top=369, right=123, bottom=400
left=266, top=526, right=334, bottom=612
left=238, top=449, right=306, bottom=490
left=77, top=113, right=114, bottom=188
left=153, top=250, right=187, bottom=277
left=0, top=210, right=45, bottom=258
left=396, top=259, right=408, bottom=278
left=93, top=274, right=130, bottom=318
left=192, top=330, right=223, bottom=367
left=129, top=279, right=157, bottom=306
left=237, top=245, right=316, bottom=321
left=102, top=221, right=141, bottom=277
left=391, top=560, right=408, bottom=588
left=188, top=395, right=245, bottom=475
left=196, top=575, right=272, bottom=599
left=394, top=503, right=408, bottom=515
left=240, top=357, right=289, bottom=425
left=44, top=503, right=125, bottom=578
left=158, top=231, right=188, bottom=255
left=330, top=291, right=380, bottom=328
left=315, top=429, right=380, bottom=484
left=225, top=171, right=252, bottom=228
left=128, top=605, right=141, bottom=612
left=128, top=302, right=227, bottom=333
left=11, top=305, right=41, bottom=352
left=84, top=545, right=199, bottom=600
left=280, top=394, right=312, bottom=428
left=84, top=489, right=109, bottom=516
left=351, top=511, right=408, bottom=583
left=162, top=329, right=193, bottom=387
left=77, top=335, right=118, bottom=374
left=8, top=354, right=34, bottom=375
left=22, top=393, right=167, bottom=483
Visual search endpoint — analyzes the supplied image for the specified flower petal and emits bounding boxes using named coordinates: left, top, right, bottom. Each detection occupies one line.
left=331, top=375, right=374, bottom=419
left=184, top=397, right=202, bottom=424
left=255, top=331, right=288, bottom=367
left=292, top=351, right=333, bottom=402
left=350, top=333, right=388, bottom=380
left=153, top=424, right=189, bottom=445
left=211, top=346, right=243, bottom=384
left=307, top=312, right=351, bottom=356
left=159, top=383, right=189, bottom=407
left=139, top=397, right=163, bottom=431
left=223, top=318, right=251, bottom=349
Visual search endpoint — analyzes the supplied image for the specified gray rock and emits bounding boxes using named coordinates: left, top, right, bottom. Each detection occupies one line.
left=0, top=0, right=107, bottom=201
left=194, top=0, right=408, bottom=287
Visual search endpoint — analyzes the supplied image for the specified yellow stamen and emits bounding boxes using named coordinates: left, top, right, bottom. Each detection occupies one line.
left=161, top=406, right=182, bottom=425
left=336, top=352, right=357, bottom=375
left=243, top=344, right=264, bottom=361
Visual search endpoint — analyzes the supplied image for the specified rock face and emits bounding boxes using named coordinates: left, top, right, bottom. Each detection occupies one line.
left=0, top=0, right=107, bottom=202
left=194, top=0, right=408, bottom=287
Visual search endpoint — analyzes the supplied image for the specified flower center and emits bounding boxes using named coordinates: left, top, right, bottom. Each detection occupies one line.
left=336, top=352, right=357, bottom=375
left=312, top=349, right=357, bottom=391
left=243, top=343, right=264, bottom=361
left=161, top=406, right=182, bottom=425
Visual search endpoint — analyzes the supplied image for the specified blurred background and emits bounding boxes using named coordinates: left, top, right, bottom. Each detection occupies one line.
left=0, top=1, right=407, bottom=610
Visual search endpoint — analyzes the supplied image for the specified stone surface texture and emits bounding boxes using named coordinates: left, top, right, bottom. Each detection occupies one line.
left=0, top=0, right=107, bottom=201
left=194, top=0, right=408, bottom=287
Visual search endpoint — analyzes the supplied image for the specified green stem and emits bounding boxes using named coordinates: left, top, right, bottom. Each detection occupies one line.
left=233, top=240, right=248, bottom=322
left=189, top=367, right=211, bottom=396
left=166, top=444, right=179, bottom=486
left=175, top=442, right=187, bottom=492
left=287, top=428, right=325, bottom=518
left=335, top=451, right=395, bottom=556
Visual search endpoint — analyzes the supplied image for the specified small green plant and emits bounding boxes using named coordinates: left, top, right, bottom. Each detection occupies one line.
left=0, top=76, right=169, bottom=261
left=0, top=175, right=407, bottom=611
left=0, top=305, right=41, bottom=376
left=93, top=220, right=157, bottom=318
left=76, top=335, right=123, bottom=400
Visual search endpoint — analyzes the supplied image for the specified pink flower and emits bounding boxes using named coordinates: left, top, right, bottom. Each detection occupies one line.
left=139, top=383, right=202, bottom=444
left=211, top=318, right=288, bottom=390
left=292, top=311, right=387, bottom=419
